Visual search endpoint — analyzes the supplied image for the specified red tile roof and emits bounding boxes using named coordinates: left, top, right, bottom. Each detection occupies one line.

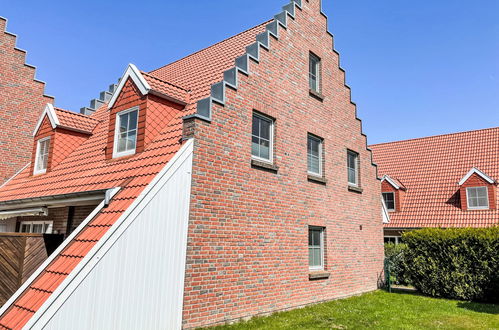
left=54, top=107, right=99, bottom=134
left=370, top=127, right=499, bottom=228
left=0, top=21, right=266, bottom=329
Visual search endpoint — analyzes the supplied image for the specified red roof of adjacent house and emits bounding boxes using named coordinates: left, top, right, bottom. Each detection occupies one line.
left=0, top=21, right=265, bottom=329
left=54, top=108, right=99, bottom=134
left=370, top=127, right=499, bottom=229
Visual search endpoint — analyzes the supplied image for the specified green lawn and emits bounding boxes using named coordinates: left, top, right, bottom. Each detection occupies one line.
left=209, top=290, right=499, bottom=329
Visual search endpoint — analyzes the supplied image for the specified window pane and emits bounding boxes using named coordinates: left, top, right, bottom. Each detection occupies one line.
left=348, top=168, right=356, bottom=184
left=309, top=248, right=314, bottom=266
left=127, top=130, right=137, bottom=150
left=128, top=111, right=138, bottom=130
left=252, top=116, right=259, bottom=136
left=259, top=139, right=270, bottom=160
left=117, top=134, right=127, bottom=152
left=21, top=224, right=30, bottom=233
left=260, top=119, right=270, bottom=140
left=313, top=248, right=321, bottom=266
left=251, top=136, right=259, bottom=157
left=32, top=224, right=44, bottom=233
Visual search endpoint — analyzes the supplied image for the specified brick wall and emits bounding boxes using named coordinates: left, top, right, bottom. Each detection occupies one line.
left=0, top=17, right=54, bottom=184
left=460, top=173, right=497, bottom=211
left=182, top=0, right=383, bottom=327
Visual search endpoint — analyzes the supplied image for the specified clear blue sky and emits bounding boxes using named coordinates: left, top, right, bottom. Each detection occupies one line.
left=1, top=0, right=498, bottom=144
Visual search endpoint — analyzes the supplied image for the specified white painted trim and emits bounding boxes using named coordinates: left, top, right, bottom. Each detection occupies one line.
left=33, top=136, right=51, bottom=175
left=381, top=175, right=401, bottom=190
left=307, top=134, right=323, bottom=177
left=0, top=207, right=48, bottom=220
left=112, top=106, right=139, bottom=159
left=19, top=220, right=53, bottom=234
left=26, top=139, right=194, bottom=329
left=382, top=191, right=396, bottom=212
left=0, top=163, right=29, bottom=189
left=0, top=187, right=120, bottom=318
left=381, top=197, right=390, bottom=224
left=347, top=150, right=359, bottom=186
left=32, top=104, right=59, bottom=136
left=466, top=186, right=490, bottom=210
left=458, top=167, right=495, bottom=186
left=107, top=64, right=151, bottom=109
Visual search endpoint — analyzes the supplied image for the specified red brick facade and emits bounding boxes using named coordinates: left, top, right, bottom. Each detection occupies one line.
left=460, top=173, right=496, bottom=211
left=0, top=17, right=53, bottom=184
left=182, top=1, right=383, bottom=327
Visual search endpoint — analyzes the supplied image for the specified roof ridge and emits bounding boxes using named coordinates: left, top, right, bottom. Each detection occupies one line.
left=149, top=20, right=271, bottom=75
left=141, top=71, right=191, bottom=92
left=370, top=126, right=499, bottom=147
left=55, top=107, right=100, bottom=122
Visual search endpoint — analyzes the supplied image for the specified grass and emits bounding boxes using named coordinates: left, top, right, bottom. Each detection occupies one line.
left=209, top=290, right=499, bottom=329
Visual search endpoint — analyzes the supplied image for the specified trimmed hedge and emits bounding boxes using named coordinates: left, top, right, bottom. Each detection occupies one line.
left=402, top=227, right=499, bottom=302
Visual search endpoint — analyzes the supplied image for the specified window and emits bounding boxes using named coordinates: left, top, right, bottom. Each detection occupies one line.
left=347, top=150, right=359, bottom=186
left=113, top=107, right=139, bottom=158
left=307, top=134, right=323, bottom=176
left=33, top=137, right=50, bottom=175
left=382, top=192, right=396, bottom=211
left=384, top=236, right=401, bottom=244
left=308, top=226, right=324, bottom=270
left=309, top=53, right=321, bottom=93
left=466, top=187, right=489, bottom=210
left=20, top=221, right=53, bottom=234
left=251, top=112, right=274, bottom=162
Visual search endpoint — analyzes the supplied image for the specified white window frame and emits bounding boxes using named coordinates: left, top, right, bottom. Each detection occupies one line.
left=251, top=112, right=274, bottom=164
left=466, top=186, right=489, bottom=210
left=382, top=192, right=396, bottom=212
left=113, top=106, right=139, bottom=159
left=309, top=53, right=321, bottom=93
left=33, top=136, right=51, bottom=175
left=384, top=236, right=401, bottom=244
left=347, top=150, right=359, bottom=186
left=307, top=134, right=323, bottom=176
left=19, top=221, right=53, bottom=234
left=308, top=226, right=325, bottom=271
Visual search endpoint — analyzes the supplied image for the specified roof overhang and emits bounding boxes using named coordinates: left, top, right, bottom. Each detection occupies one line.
left=381, top=175, right=402, bottom=190
left=107, top=63, right=151, bottom=109
left=0, top=207, right=48, bottom=220
left=32, top=103, right=59, bottom=136
left=458, top=167, right=495, bottom=186
left=0, top=190, right=108, bottom=211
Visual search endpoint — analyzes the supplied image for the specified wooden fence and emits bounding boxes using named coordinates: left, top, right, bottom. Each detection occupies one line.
left=0, top=233, right=48, bottom=306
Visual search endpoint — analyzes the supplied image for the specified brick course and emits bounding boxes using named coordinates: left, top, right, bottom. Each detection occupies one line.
left=182, top=1, right=383, bottom=327
left=0, top=17, right=53, bottom=184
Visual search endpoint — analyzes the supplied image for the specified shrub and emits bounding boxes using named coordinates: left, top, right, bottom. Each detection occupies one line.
left=402, top=227, right=499, bottom=302
left=384, top=243, right=410, bottom=285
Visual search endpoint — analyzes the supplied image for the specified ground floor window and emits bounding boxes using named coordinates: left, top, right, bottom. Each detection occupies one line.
left=309, top=226, right=325, bottom=270
left=20, top=221, right=53, bottom=234
left=384, top=236, right=402, bottom=244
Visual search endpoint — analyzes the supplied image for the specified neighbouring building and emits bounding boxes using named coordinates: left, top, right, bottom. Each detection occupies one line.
left=370, top=127, right=499, bottom=243
left=0, top=0, right=383, bottom=328
left=0, top=17, right=54, bottom=187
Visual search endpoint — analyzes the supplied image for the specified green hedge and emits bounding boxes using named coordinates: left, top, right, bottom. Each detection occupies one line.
left=384, top=242, right=410, bottom=285
left=402, top=227, right=499, bottom=302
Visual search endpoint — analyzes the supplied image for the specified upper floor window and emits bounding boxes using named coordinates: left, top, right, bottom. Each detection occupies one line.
left=309, top=53, right=321, bottom=93
left=309, top=226, right=324, bottom=270
left=20, top=221, right=53, bottom=234
left=347, top=150, right=359, bottom=186
left=466, top=187, right=489, bottom=210
left=34, top=137, right=50, bottom=175
left=382, top=192, right=396, bottom=211
left=307, top=134, right=323, bottom=176
left=113, top=107, right=139, bottom=158
left=251, top=112, right=274, bottom=163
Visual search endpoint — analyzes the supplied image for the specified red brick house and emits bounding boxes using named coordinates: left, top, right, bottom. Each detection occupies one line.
left=0, top=17, right=54, bottom=188
left=0, top=0, right=383, bottom=328
left=370, top=127, right=499, bottom=243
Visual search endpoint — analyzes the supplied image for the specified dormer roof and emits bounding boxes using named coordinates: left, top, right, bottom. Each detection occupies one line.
left=32, top=104, right=99, bottom=136
left=381, top=175, right=406, bottom=190
left=458, top=167, right=495, bottom=186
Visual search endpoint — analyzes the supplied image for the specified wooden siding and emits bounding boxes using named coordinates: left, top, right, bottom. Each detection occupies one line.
left=0, top=233, right=48, bottom=306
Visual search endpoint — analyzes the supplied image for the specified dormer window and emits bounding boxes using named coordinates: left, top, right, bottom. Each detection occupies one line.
left=34, top=137, right=50, bottom=175
left=466, top=187, right=489, bottom=210
left=113, top=107, right=139, bottom=158
left=382, top=192, right=396, bottom=211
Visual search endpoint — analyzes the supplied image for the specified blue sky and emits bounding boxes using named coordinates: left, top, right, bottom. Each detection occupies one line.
left=1, top=0, right=498, bottom=144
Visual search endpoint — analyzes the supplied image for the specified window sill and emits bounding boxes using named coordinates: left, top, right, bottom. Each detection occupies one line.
left=309, top=271, right=330, bottom=280
left=307, top=174, right=327, bottom=184
left=348, top=185, right=363, bottom=193
left=309, top=89, right=324, bottom=101
left=251, top=159, right=278, bottom=172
